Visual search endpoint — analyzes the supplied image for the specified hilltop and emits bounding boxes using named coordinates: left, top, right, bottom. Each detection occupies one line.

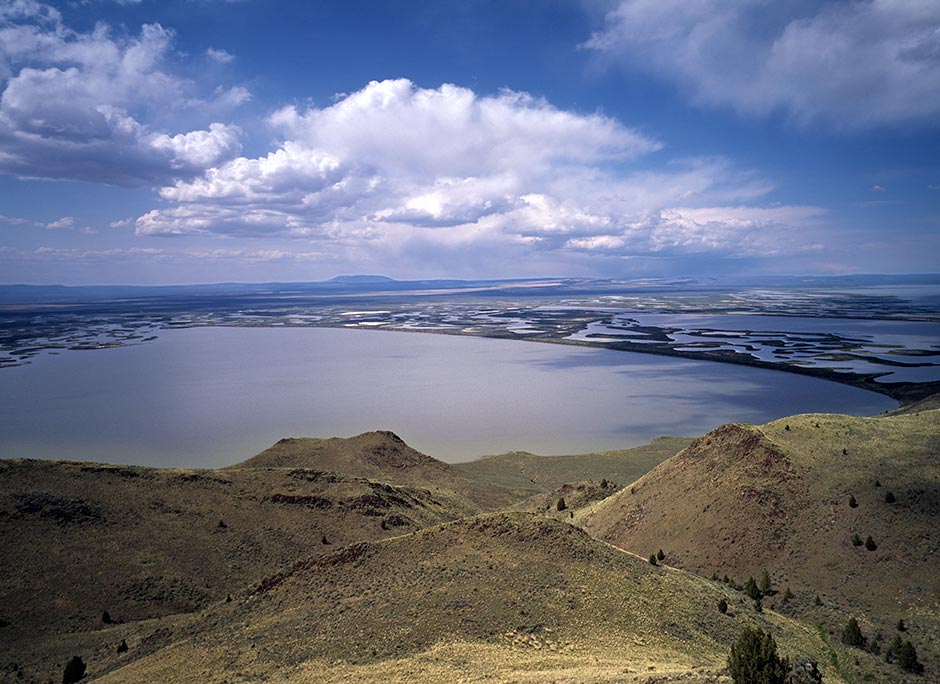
left=232, top=430, right=518, bottom=512
left=579, top=408, right=940, bottom=672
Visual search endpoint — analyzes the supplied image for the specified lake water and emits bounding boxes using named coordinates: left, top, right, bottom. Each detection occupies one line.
left=0, top=326, right=896, bottom=467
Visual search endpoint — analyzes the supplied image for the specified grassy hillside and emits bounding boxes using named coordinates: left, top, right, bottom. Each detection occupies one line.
left=579, top=408, right=940, bottom=675
left=89, top=513, right=851, bottom=684
left=3, top=413, right=936, bottom=683
left=0, top=455, right=461, bottom=672
left=453, top=436, right=692, bottom=493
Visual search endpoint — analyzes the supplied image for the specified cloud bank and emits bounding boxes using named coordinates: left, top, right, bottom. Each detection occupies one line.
left=585, top=0, right=940, bottom=128
left=137, top=79, right=821, bottom=265
left=0, top=1, right=245, bottom=185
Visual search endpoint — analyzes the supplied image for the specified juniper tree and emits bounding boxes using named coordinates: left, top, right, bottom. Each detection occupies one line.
left=728, top=627, right=790, bottom=684
left=62, top=656, right=86, bottom=684
left=842, top=618, right=866, bottom=648
left=745, top=577, right=761, bottom=601
left=759, top=569, right=771, bottom=595
left=897, top=640, right=924, bottom=674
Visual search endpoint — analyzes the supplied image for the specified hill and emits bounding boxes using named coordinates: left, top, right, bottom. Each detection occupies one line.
left=232, top=430, right=517, bottom=513
left=452, top=436, right=692, bottom=493
left=579, top=409, right=940, bottom=672
left=0, top=455, right=460, bottom=673
left=83, top=514, right=854, bottom=684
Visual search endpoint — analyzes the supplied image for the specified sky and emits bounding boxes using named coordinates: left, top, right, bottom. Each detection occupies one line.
left=0, top=0, right=938, bottom=285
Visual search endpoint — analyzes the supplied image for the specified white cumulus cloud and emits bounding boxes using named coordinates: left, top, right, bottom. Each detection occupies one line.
left=136, top=79, right=823, bottom=265
left=584, top=0, right=940, bottom=128
left=0, top=3, right=247, bottom=185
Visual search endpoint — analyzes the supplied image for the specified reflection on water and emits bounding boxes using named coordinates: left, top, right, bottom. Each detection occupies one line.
left=0, top=327, right=896, bottom=467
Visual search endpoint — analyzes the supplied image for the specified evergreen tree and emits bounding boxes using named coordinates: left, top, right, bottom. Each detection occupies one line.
left=814, top=595, right=823, bottom=606
left=848, top=494, right=858, bottom=508
left=728, top=627, right=790, bottom=684
left=897, top=641, right=924, bottom=674
left=62, top=656, right=86, bottom=684
left=745, top=577, right=761, bottom=601
left=718, top=598, right=728, bottom=614
left=865, top=535, right=877, bottom=551
left=648, top=554, right=658, bottom=566
left=897, top=618, right=906, bottom=632
left=886, top=634, right=904, bottom=663
left=884, top=491, right=896, bottom=503
left=782, top=587, right=794, bottom=604
left=852, top=532, right=863, bottom=546
left=556, top=497, right=566, bottom=511
left=656, top=549, right=665, bottom=561
left=842, top=618, right=866, bottom=648
left=759, top=569, right=771, bottom=595
left=600, top=478, right=608, bottom=489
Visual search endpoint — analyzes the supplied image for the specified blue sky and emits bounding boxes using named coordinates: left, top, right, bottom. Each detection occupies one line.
left=0, top=0, right=938, bottom=284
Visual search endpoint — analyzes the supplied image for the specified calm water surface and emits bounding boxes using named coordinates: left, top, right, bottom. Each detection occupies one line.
left=0, top=326, right=896, bottom=466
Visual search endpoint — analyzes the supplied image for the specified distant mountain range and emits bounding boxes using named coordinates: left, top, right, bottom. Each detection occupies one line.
left=2, top=273, right=939, bottom=304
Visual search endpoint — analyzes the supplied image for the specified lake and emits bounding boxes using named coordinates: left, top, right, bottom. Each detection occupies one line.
left=0, top=326, right=896, bottom=467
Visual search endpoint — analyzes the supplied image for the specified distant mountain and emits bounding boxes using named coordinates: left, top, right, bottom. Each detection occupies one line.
left=327, top=274, right=398, bottom=283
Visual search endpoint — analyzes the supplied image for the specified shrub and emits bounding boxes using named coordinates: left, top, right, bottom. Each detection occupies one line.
left=884, top=491, right=896, bottom=503
left=865, top=535, right=877, bottom=551
left=728, top=627, right=790, bottom=684
left=848, top=495, right=858, bottom=508
left=842, top=618, right=866, bottom=648
left=897, top=640, right=924, bottom=674
left=657, top=549, right=665, bottom=561
left=852, top=532, right=863, bottom=546
left=62, top=656, right=86, bottom=684
left=718, top=598, right=728, bottom=614
left=648, top=554, right=658, bottom=566
left=556, top=497, right=566, bottom=511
